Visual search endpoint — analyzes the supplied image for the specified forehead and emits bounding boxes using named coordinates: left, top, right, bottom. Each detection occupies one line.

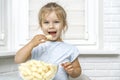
left=43, top=11, right=59, bottom=20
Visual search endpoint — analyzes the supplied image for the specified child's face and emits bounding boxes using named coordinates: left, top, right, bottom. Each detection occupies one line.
left=41, top=11, right=64, bottom=41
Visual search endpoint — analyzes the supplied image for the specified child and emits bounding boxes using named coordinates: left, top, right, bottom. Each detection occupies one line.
left=15, top=2, right=81, bottom=80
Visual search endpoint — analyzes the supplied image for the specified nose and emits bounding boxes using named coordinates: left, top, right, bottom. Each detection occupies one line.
left=49, top=23, right=54, bottom=28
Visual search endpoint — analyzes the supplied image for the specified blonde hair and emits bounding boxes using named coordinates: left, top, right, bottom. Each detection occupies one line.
left=38, top=2, right=68, bottom=33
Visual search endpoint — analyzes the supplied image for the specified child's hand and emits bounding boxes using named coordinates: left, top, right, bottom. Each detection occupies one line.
left=61, top=62, right=74, bottom=75
left=30, top=34, right=47, bottom=47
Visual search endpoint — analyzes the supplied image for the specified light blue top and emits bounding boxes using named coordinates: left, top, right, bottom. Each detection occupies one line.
left=31, top=41, right=80, bottom=80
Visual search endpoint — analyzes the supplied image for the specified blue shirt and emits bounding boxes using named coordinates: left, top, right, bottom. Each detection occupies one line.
left=31, top=41, right=80, bottom=80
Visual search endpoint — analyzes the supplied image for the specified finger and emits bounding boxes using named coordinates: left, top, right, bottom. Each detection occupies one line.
left=66, top=65, right=73, bottom=70
left=67, top=68, right=74, bottom=72
left=61, top=63, right=64, bottom=67
left=40, top=39, right=46, bottom=43
left=67, top=68, right=74, bottom=74
left=36, top=35, right=47, bottom=42
left=38, top=35, right=46, bottom=39
left=62, top=62, right=71, bottom=67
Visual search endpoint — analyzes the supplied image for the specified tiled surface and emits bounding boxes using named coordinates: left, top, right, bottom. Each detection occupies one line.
left=0, top=56, right=18, bottom=73
left=0, top=72, right=90, bottom=80
left=0, top=71, right=22, bottom=80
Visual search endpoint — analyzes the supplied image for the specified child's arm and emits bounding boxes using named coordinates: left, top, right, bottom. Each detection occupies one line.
left=61, top=58, right=82, bottom=78
left=14, top=34, right=47, bottom=64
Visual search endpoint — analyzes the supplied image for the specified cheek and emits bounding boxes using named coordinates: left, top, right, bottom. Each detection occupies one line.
left=41, top=27, right=47, bottom=32
left=59, top=25, right=64, bottom=31
left=57, top=27, right=63, bottom=35
left=56, top=26, right=62, bottom=32
left=56, top=23, right=63, bottom=29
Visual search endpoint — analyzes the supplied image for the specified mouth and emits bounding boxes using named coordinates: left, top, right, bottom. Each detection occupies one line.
left=48, top=31, right=57, bottom=37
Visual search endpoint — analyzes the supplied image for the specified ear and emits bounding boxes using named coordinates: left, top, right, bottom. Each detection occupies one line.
left=63, top=25, right=67, bottom=33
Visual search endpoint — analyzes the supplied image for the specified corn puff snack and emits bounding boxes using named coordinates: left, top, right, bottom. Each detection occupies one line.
left=46, top=35, right=53, bottom=40
left=19, top=60, right=57, bottom=80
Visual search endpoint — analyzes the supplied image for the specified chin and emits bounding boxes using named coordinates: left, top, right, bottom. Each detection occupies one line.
left=52, top=38, right=58, bottom=41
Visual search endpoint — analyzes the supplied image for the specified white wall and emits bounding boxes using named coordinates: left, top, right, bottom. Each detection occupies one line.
left=79, top=54, right=120, bottom=80
left=104, top=0, right=120, bottom=50
left=80, top=0, right=120, bottom=80
left=0, top=0, right=120, bottom=80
